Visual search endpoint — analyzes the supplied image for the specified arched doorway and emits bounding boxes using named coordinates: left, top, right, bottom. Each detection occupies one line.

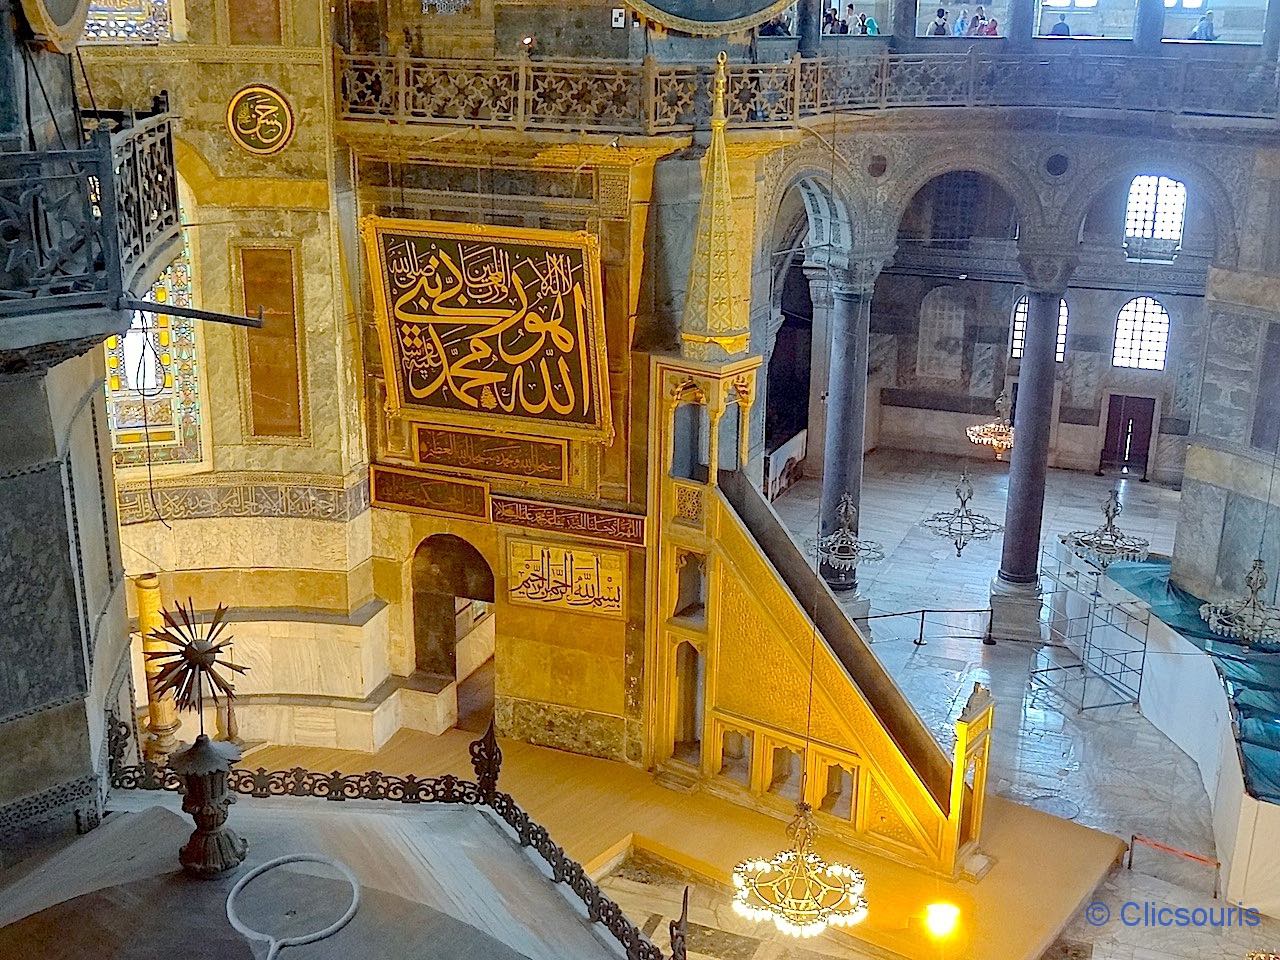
left=411, top=534, right=495, bottom=731
left=672, top=641, right=705, bottom=766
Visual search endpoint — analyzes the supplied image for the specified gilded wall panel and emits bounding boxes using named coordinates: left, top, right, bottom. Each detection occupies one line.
left=416, top=425, right=569, bottom=485
left=506, top=537, right=625, bottom=619
left=363, top=217, right=612, bottom=441
left=370, top=464, right=489, bottom=520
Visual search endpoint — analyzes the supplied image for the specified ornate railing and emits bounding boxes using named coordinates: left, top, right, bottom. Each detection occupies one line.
left=106, top=717, right=687, bottom=960
left=0, top=110, right=180, bottom=321
left=337, top=49, right=1280, bottom=133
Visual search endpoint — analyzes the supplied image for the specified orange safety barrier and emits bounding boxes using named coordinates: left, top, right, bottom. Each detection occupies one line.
left=1127, top=834, right=1221, bottom=898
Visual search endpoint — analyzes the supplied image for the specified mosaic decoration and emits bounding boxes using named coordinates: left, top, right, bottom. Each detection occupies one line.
left=83, top=0, right=171, bottom=42
left=105, top=239, right=202, bottom=466
left=507, top=539, right=625, bottom=618
left=226, top=85, right=295, bottom=156
left=416, top=425, right=568, bottom=484
left=370, top=464, right=488, bottom=520
left=491, top=494, right=645, bottom=546
left=363, top=217, right=611, bottom=441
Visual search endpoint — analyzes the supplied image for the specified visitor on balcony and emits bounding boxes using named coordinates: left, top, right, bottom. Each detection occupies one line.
left=965, top=5, right=989, bottom=34
left=1188, top=10, right=1218, bottom=39
left=823, top=7, right=838, bottom=32
left=979, top=15, right=999, bottom=34
left=856, top=11, right=881, bottom=32
left=760, top=13, right=791, bottom=35
left=1049, top=13, right=1070, bottom=34
left=954, top=8, right=970, bottom=34
left=928, top=7, right=950, bottom=34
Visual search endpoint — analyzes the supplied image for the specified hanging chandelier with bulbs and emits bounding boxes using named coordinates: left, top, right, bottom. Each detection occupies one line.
left=922, top=468, right=1002, bottom=557
left=1200, top=558, right=1280, bottom=646
left=966, top=390, right=1014, bottom=458
left=1062, top=490, right=1150, bottom=571
left=810, top=493, right=884, bottom=572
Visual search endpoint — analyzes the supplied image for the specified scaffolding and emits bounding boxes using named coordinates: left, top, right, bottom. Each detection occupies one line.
left=1032, top=539, right=1152, bottom=711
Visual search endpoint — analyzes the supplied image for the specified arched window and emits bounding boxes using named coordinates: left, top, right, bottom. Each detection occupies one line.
left=1010, top=296, right=1068, bottom=363
left=1113, top=297, right=1171, bottom=370
left=1124, top=176, right=1187, bottom=261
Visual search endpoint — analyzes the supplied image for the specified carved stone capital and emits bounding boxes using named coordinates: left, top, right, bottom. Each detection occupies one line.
left=830, top=248, right=896, bottom=297
left=1015, top=248, right=1078, bottom=294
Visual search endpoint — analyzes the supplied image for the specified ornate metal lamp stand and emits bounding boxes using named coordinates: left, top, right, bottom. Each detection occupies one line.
left=809, top=494, right=884, bottom=591
left=922, top=468, right=1002, bottom=557
left=966, top=390, right=1014, bottom=460
left=1061, top=490, right=1150, bottom=572
left=146, top=601, right=250, bottom=877
left=1200, top=558, right=1280, bottom=647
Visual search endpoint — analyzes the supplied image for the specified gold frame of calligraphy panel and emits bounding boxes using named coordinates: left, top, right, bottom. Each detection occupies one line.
left=506, top=536, right=626, bottom=620
left=362, top=217, right=613, bottom=443
left=414, top=424, right=570, bottom=487
left=491, top=494, right=645, bottom=547
left=370, top=464, right=489, bottom=520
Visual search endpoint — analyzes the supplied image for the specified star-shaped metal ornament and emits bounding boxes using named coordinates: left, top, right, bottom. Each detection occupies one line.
left=145, top=601, right=247, bottom=716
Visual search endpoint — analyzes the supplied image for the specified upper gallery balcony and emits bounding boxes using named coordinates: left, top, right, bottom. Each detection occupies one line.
left=336, top=47, right=1280, bottom=134
left=0, top=103, right=181, bottom=373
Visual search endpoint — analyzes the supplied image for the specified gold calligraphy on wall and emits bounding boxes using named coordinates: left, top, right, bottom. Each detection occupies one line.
left=370, top=464, right=489, bottom=520
left=226, top=85, right=295, bottom=156
left=507, top=538, right=625, bottom=618
left=415, top=425, right=568, bottom=485
left=492, top=495, right=645, bottom=546
left=363, top=217, right=612, bottom=441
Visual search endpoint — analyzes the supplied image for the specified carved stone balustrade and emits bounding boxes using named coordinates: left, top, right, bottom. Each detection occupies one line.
left=0, top=108, right=181, bottom=376
left=337, top=49, right=1280, bottom=134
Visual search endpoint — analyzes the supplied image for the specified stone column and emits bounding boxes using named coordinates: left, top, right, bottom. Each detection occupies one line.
left=804, top=266, right=834, bottom=476
left=891, top=0, right=918, bottom=43
left=1005, top=0, right=1037, bottom=46
left=991, top=252, right=1075, bottom=640
left=137, top=573, right=180, bottom=761
left=1133, top=0, right=1166, bottom=51
left=798, top=0, right=823, bottom=56
left=1264, top=0, right=1280, bottom=60
left=818, top=255, right=890, bottom=595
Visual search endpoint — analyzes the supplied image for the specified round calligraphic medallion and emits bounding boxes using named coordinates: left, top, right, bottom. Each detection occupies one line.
left=19, top=0, right=90, bottom=52
left=226, top=85, right=295, bottom=156
left=627, top=0, right=794, bottom=35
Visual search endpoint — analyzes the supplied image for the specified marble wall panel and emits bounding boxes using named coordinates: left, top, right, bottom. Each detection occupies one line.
left=1197, top=311, right=1262, bottom=444
left=495, top=696, right=626, bottom=761
left=969, top=342, right=996, bottom=397
left=1170, top=477, right=1228, bottom=595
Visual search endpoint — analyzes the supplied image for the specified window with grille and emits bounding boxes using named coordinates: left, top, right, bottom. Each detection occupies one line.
left=917, top=286, right=967, bottom=380
left=1010, top=296, right=1068, bottom=362
left=1112, top=297, right=1170, bottom=370
left=1124, top=176, right=1187, bottom=261
left=930, top=173, right=981, bottom=248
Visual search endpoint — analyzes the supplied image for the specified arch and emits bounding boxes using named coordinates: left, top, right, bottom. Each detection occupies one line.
left=1063, top=152, right=1239, bottom=268
left=886, top=154, right=1039, bottom=236
left=411, top=534, right=495, bottom=677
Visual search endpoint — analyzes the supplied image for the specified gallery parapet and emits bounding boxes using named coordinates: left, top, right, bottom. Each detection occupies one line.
left=337, top=47, right=1280, bottom=134
left=0, top=101, right=181, bottom=373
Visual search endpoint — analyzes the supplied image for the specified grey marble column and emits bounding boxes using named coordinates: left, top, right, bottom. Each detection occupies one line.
left=891, top=0, right=918, bottom=43
left=798, top=0, right=823, bottom=56
left=1264, top=0, right=1280, bottom=60
left=818, top=257, right=889, bottom=591
left=1005, top=0, right=1036, bottom=46
left=1133, top=0, right=1166, bottom=50
left=993, top=252, right=1075, bottom=591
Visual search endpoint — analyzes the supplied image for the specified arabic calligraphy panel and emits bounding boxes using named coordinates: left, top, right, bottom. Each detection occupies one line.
left=364, top=217, right=612, bottom=441
left=491, top=495, right=645, bottom=547
left=370, top=464, right=488, bottom=520
left=415, top=425, right=568, bottom=485
left=507, top=539, right=625, bottom=619
left=226, top=85, right=295, bottom=156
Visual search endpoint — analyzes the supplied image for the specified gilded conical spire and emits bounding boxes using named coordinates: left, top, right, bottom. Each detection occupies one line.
left=680, top=52, right=749, bottom=361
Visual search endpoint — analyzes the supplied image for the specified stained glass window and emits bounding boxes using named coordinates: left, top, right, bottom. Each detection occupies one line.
left=104, top=240, right=203, bottom=466
left=1112, top=297, right=1170, bottom=371
left=83, top=0, right=172, bottom=43
left=1010, top=296, right=1068, bottom=362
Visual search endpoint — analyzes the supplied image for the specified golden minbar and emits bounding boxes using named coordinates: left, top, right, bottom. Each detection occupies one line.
left=364, top=217, right=612, bottom=441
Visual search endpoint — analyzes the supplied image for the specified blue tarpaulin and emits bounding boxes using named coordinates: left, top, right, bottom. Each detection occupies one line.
left=1107, top=560, right=1280, bottom=805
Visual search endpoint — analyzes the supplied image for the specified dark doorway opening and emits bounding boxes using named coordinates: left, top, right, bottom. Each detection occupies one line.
left=1099, top=395, right=1156, bottom=478
left=765, top=260, right=813, bottom=453
left=411, top=534, right=496, bottom=728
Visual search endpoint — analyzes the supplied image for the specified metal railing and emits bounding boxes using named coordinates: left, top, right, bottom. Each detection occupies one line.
left=0, top=109, right=180, bottom=321
left=106, top=716, right=689, bottom=960
left=337, top=48, right=1280, bottom=133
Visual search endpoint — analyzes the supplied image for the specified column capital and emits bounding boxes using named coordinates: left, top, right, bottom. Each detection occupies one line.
left=831, top=248, right=896, bottom=297
left=1015, top=248, right=1077, bottom=294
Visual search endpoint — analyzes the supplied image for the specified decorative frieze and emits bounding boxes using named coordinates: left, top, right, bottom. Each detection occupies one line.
left=491, top=494, right=645, bottom=546
left=370, top=464, right=488, bottom=520
left=117, top=474, right=370, bottom=525
left=416, top=425, right=568, bottom=485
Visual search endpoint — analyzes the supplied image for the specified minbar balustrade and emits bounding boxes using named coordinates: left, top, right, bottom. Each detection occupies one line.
left=337, top=49, right=1280, bottom=133
left=0, top=101, right=181, bottom=361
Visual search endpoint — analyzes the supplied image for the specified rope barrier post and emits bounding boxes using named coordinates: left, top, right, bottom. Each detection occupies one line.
left=914, top=610, right=926, bottom=646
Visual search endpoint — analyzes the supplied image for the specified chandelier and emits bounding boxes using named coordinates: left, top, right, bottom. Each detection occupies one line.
left=1062, top=490, right=1150, bottom=571
left=810, top=493, right=884, bottom=572
left=1200, top=558, right=1280, bottom=646
left=733, top=801, right=868, bottom=937
left=922, top=468, right=1002, bottom=557
left=966, top=390, right=1014, bottom=458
